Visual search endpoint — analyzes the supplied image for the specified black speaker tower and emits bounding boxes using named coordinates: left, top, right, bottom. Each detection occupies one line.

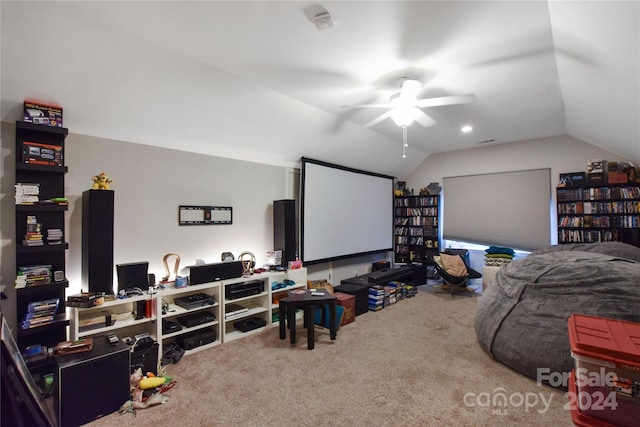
left=82, top=189, right=114, bottom=294
left=273, top=199, right=296, bottom=267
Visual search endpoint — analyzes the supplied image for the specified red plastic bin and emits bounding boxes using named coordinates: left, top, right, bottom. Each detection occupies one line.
left=567, top=314, right=640, bottom=427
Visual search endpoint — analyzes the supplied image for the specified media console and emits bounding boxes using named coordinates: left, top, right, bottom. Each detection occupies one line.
left=335, top=266, right=417, bottom=315
left=69, top=268, right=308, bottom=362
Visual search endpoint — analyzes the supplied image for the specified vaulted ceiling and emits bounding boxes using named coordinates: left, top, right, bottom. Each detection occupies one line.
left=2, top=1, right=638, bottom=178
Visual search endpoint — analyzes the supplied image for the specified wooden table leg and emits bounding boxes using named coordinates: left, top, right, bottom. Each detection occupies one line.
left=279, top=300, right=286, bottom=340
left=329, top=300, right=337, bottom=340
left=289, top=302, right=296, bottom=345
left=305, top=305, right=315, bottom=350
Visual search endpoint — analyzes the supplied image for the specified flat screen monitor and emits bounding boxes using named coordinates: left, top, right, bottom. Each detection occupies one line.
left=116, top=262, right=149, bottom=292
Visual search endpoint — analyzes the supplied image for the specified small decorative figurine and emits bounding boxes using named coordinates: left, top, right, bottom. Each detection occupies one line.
left=92, top=172, right=113, bottom=190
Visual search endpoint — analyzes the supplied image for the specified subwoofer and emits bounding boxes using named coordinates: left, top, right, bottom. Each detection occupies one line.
left=82, top=189, right=114, bottom=294
left=54, top=339, right=129, bottom=426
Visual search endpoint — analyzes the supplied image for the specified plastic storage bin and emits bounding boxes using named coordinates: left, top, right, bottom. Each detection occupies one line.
left=568, top=314, right=640, bottom=427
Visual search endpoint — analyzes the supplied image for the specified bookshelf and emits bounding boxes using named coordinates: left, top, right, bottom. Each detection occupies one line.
left=557, top=183, right=640, bottom=246
left=394, top=195, right=440, bottom=263
left=14, top=121, right=70, bottom=359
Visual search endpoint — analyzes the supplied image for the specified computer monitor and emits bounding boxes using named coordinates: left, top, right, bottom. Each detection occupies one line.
left=116, top=262, right=150, bottom=292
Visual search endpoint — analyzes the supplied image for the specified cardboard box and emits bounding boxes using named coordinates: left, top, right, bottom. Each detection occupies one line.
left=22, top=141, right=63, bottom=166
left=608, top=171, right=628, bottom=184
left=587, top=172, right=607, bottom=185
left=568, top=314, right=640, bottom=427
left=559, top=172, right=586, bottom=187
left=333, top=292, right=355, bottom=326
left=23, top=100, right=63, bottom=127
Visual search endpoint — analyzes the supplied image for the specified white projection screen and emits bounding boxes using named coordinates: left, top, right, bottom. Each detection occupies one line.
left=301, top=158, right=394, bottom=264
left=443, top=168, right=551, bottom=251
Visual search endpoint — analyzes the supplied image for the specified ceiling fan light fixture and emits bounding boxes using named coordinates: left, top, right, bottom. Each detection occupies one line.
left=390, top=106, right=421, bottom=127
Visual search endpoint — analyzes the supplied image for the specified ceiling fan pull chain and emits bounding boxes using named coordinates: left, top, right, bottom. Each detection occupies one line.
left=402, top=125, right=408, bottom=159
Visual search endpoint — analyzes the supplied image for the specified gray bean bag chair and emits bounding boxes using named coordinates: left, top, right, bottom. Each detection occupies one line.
left=474, top=242, right=640, bottom=388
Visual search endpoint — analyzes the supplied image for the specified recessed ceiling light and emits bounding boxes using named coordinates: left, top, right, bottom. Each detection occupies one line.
left=461, top=125, right=473, bottom=133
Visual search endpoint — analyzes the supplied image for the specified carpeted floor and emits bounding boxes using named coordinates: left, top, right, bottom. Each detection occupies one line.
left=87, top=284, right=574, bottom=426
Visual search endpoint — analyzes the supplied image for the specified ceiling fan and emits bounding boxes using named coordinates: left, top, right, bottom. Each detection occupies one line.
left=342, top=78, right=477, bottom=128
left=341, top=78, right=476, bottom=158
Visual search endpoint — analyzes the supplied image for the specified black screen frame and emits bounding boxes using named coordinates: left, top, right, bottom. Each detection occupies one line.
left=300, top=157, right=394, bottom=265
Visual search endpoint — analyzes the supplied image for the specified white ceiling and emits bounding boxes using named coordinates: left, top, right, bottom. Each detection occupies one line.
left=1, top=1, right=638, bottom=178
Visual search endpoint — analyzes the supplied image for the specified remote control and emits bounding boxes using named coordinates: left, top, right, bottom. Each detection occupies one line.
left=107, top=333, right=119, bottom=346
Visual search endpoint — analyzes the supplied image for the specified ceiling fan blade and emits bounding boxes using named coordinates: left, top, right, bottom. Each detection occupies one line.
left=414, top=111, right=437, bottom=127
left=341, top=103, right=393, bottom=110
left=415, top=94, right=477, bottom=108
left=365, top=110, right=393, bottom=128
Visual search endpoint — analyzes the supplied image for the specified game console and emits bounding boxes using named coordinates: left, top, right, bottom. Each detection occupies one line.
left=233, top=317, right=266, bottom=333
left=177, top=328, right=216, bottom=350
left=177, top=311, right=215, bottom=328
left=174, top=293, right=215, bottom=310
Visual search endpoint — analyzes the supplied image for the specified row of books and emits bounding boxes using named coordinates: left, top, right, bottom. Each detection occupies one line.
left=394, top=196, right=438, bottom=207
left=395, top=207, right=439, bottom=217
left=395, top=217, right=438, bottom=226
left=558, top=230, right=615, bottom=244
left=612, top=215, right=640, bottom=228
left=21, top=298, right=59, bottom=330
left=15, top=264, right=53, bottom=288
left=558, top=186, right=640, bottom=202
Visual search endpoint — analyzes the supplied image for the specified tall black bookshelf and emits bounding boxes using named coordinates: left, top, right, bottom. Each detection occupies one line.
left=394, top=195, right=440, bottom=263
left=14, top=121, right=70, bottom=360
left=557, top=183, right=640, bottom=247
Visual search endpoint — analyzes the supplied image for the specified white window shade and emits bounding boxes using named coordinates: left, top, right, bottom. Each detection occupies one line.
left=443, top=169, right=551, bottom=251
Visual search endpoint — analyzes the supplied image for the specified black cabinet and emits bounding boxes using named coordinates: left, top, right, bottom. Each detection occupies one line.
left=14, top=121, right=69, bottom=352
left=557, top=183, right=640, bottom=246
left=394, top=195, right=440, bottom=263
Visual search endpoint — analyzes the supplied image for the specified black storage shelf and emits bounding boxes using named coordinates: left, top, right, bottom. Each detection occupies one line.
left=14, top=120, right=70, bottom=354
left=16, top=280, right=69, bottom=295
left=16, top=163, right=68, bottom=174
left=16, top=204, right=68, bottom=212
left=16, top=243, right=69, bottom=253
left=17, top=314, right=70, bottom=337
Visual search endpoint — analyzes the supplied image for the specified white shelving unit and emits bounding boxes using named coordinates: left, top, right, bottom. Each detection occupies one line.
left=69, top=268, right=308, bottom=362
left=156, top=281, right=222, bottom=356
left=70, top=293, right=155, bottom=340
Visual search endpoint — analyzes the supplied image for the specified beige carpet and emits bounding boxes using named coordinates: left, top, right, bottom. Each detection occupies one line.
left=87, top=285, right=574, bottom=426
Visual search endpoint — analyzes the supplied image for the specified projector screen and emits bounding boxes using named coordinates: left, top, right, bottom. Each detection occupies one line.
left=301, top=158, right=394, bottom=265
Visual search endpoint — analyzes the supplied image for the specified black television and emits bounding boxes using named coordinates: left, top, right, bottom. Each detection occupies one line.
left=116, top=261, right=150, bottom=292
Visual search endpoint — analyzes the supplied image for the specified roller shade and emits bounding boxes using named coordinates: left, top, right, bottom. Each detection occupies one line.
left=443, top=169, right=551, bottom=251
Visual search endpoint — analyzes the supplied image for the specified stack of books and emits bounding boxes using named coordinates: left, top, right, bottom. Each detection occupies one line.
left=368, top=285, right=385, bottom=312
left=15, top=183, right=40, bottom=204
left=47, top=228, right=63, bottom=245
left=23, top=215, right=43, bottom=246
left=15, top=264, right=52, bottom=288
left=21, top=298, right=59, bottom=330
